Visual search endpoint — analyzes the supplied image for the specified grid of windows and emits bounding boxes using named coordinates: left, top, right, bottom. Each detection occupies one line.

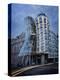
left=36, top=15, right=49, bottom=54
left=36, top=14, right=58, bottom=59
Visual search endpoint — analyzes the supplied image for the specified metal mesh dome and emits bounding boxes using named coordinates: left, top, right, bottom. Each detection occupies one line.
left=37, top=13, right=47, bottom=17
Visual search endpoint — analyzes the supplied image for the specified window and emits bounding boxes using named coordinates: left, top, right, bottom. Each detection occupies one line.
left=37, top=48, right=39, bottom=51
left=41, top=46, right=44, bottom=51
left=41, top=36, right=43, bottom=40
left=45, top=35, right=48, bottom=40
left=40, top=32, right=43, bottom=35
left=44, top=24, right=46, bottom=28
left=40, top=24, right=42, bottom=28
left=39, top=17, right=42, bottom=23
left=36, top=19, right=38, bottom=26
left=44, top=18, right=46, bottom=23
left=41, top=42, right=44, bottom=46
left=44, top=29, right=47, bottom=34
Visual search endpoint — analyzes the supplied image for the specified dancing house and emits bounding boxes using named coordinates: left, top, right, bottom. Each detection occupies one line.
left=11, top=13, right=58, bottom=68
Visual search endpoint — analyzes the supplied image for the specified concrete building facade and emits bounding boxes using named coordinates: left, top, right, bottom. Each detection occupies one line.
left=35, top=13, right=58, bottom=63
left=35, top=13, right=49, bottom=64
left=35, top=13, right=49, bottom=53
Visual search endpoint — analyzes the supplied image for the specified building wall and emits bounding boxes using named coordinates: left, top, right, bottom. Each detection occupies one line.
left=36, top=13, right=49, bottom=54
left=35, top=13, right=58, bottom=60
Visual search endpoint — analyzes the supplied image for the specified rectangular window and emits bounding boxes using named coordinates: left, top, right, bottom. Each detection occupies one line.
left=44, top=24, right=46, bottom=28
left=40, top=24, right=42, bottom=28
left=44, top=18, right=46, bottom=23
left=39, top=17, right=42, bottom=23
left=41, top=46, right=44, bottom=51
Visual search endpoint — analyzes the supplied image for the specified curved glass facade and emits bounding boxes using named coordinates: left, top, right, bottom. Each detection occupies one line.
left=19, top=16, right=36, bottom=55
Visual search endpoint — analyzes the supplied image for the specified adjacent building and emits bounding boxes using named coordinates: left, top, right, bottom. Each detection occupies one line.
left=48, top=30, right=58, bottom=62
left=11, top=32, right=25, bottom=68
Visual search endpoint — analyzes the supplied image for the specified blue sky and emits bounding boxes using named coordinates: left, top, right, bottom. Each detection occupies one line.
left=11, top=4, right=58, bottom=38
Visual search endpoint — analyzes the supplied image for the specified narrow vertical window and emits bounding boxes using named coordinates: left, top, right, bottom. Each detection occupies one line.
left=39, top=17, right=42, bottom=23
left=44, top=18, right=46, bottom=23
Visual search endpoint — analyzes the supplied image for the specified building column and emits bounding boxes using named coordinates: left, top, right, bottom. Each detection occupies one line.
left=29, top=55, right=31, bottom=65
left=41, top=54, right=45, bottom=64
left=31, top=55, right=33, bottom=65
left=25, top=55, right=28, bottom=66
left=36, top=56, right=38, bottom=64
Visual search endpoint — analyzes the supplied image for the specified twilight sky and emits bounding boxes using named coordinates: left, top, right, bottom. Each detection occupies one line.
left=10, top=3, right=58, bottom=38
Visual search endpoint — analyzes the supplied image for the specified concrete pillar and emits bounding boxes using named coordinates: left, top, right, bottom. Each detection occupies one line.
left=41, top=55, right=45, bottom=64
left=36, top=56, right=38, bottom=64
left=29, top=55, right=31, bottom=65
left=25, top=56, right=28, bottom=66
left=28, top=56, right=29, bottom=64
left=31, top=55, right=33, bottom=65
